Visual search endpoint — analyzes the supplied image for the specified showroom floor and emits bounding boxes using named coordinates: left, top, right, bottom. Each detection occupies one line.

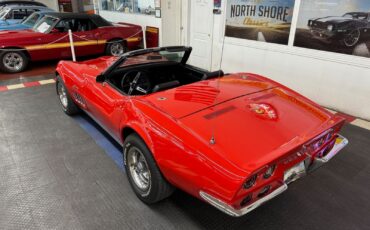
left=0, top=70, right=369, bottom=229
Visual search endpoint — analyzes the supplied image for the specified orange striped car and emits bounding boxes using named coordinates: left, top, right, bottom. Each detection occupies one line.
left=0, top=12, right=143, bottom=73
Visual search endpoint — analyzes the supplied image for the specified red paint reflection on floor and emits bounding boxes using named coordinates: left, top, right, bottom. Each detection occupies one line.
left=0, top=60, right=58, bottom=81
left=23, top=81, right=41, bottom=87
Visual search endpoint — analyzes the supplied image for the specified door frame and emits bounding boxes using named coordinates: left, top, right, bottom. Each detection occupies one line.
left=187, top=0, right=214, bottom=71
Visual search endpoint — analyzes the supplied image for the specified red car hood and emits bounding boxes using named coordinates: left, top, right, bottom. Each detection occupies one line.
left=0, top=29, right=41, bottom=40
left=143, top=74, right=335, bottom=172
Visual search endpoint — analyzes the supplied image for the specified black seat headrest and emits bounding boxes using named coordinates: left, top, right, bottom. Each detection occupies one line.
left=202, top=70, right=224, bottom=80
left=152, top=80, right=180, bottom=93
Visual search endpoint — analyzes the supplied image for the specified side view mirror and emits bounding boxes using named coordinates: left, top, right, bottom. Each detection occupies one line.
left=96, top=74, right=105, bottom=83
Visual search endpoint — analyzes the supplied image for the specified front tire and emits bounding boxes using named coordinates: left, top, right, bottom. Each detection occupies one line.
left=0, top=51, right=28, bottom=73
left=56, top=76, right=80, bottom=116
left=123, top=133, right=174, bottom=204
left=105, top=40, right=127, bottom=56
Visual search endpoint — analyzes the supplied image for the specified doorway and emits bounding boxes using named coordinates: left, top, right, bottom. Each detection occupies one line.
left=188, top=0, right=214, bottom=70
left=161, top=0, right=182, bottom=46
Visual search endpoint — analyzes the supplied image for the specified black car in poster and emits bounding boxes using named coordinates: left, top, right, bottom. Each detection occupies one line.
left=308, top=12, right=370, bottom=47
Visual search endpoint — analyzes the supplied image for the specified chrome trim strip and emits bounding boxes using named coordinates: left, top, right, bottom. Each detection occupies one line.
left=200, top=184, right=288, bottom=217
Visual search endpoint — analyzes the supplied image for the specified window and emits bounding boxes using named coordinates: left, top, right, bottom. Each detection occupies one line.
left=22, top=13, right=40, bottom=27
left=12, top=10, right=28, bottom=19
left=12, top=9, right=35, bottom=20
left=54, top=19, right=96, bottom=33
left=34, top=16, right=58, bottom=33
left=0, top=8, right=10, bottom=19
left=100, top=0, right=155, bottom=16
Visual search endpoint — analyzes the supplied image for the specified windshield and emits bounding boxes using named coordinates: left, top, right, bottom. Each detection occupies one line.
left=22, top=12, right=39, bottom=26
left=343, top=13, right=368, bottom=20
left=0, top=8, right=10, bottom=19
left=33, top=16, right=58, bottom=33
left=120, top=50, right=186, bottom=68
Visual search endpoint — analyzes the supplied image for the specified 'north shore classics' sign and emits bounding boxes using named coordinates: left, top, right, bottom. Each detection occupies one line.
left=225, top=0, right=295, bottom=45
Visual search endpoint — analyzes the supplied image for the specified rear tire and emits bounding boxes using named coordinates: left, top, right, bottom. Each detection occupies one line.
left=123, top=133, right=174, bottom=204
left=341, top=29, right=361, bottom=47
left=0, top=51, right=28, bottom=73
left=56, top=76, right=80, bottom=116
left=105, top=40, right=127, bottom=56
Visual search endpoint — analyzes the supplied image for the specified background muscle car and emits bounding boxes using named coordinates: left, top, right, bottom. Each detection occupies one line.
left=0, top=5, right=48, bottom=26
left=308, top=12, right=370, bottom=47
left=0, top=9, right=53, bottom=31
left=0, top=0, right=47, bottom=8
left=55, top=46, right=348, bottom=217
left=0, top=13, right=143, bottom=73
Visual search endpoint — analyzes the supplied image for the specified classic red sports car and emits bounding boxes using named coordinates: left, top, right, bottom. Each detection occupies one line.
left=0, top=12, right=142, bottom=73
left=56, top=46, right=348, bottom=217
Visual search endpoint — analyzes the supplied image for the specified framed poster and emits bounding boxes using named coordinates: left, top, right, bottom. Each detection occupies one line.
left=225, top=0, right=295, bottom=45
left=294, top=0, right=370, bottom=58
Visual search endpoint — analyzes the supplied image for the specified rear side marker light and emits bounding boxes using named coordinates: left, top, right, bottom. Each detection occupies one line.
left=243, top=174, right=257, bottom=189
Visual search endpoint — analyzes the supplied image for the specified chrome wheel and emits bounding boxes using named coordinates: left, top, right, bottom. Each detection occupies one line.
left=127, top=147, right=151, bottom=195
left=110, top=42, right=124, bottom=56
left=57, top=82, right=68, bottom=109
left=344, top=30, right=360, bottom=47
left=3, top=52, right=24, bottom=72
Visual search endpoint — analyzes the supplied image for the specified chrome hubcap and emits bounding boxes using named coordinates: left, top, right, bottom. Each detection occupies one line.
left=3, top=52, right=23, bottom=71
left=127, top=147, right=151, bottom=194
left=110, top=42, right=124, bottom=56
left=344, top=30, right=360, bottom=47
left=57, top=82, right=68, bottom=108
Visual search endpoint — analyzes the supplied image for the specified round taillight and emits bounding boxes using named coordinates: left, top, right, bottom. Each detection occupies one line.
left=263, top=165, right=276, bottom=179
left=243, top=174, right=257, bottom=189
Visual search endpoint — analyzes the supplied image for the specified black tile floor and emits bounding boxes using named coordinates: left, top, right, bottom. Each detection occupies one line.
left=0, top=84, right=369, bottom=230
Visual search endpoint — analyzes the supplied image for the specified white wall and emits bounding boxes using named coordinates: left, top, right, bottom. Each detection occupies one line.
left=208, top=1, right=370, bottom=121
left=37, top=0, right=59, bottom=11
left=99, top=10, right=162, bottom=45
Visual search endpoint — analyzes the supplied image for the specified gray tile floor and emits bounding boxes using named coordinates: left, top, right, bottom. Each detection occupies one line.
left=0, top=84, right=369, bottom=230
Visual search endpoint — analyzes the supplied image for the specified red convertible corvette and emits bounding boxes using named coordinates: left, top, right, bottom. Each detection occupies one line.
left=0, top=13, right=142, bottom=73
left=56, top=46, right=348, bottom=217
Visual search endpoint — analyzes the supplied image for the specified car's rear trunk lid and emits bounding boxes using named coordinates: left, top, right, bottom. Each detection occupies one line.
left=143, top=74, right=277, bottom=119
left=143, top=74, right=333, bottom=171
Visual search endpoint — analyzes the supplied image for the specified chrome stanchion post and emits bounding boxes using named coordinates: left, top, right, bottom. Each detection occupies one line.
left=142, top=26, right=147, bottom=49
left=68, top=29, right=76, bottom=62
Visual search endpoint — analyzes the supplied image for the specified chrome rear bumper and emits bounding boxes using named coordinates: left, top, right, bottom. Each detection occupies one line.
left=200, top=184, right=287, bottom=217
left=199, top=135, right=348, bottom=217
left=307, top=134, right=348, bottom=172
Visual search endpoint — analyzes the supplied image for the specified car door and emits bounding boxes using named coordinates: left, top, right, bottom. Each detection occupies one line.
left=71, top=18, right=99, bottom=57
left=82, top=76, right=127, bottom=142
left=30, top=18, right=72, bottom=60
left=27, top=16, right=74, bottom=61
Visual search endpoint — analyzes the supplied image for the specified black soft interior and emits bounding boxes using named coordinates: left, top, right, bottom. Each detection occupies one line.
left=108, top=62, right=224, bottom=95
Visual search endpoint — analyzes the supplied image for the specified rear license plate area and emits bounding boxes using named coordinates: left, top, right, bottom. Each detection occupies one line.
left=284, top=162, right=306, bottom=184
